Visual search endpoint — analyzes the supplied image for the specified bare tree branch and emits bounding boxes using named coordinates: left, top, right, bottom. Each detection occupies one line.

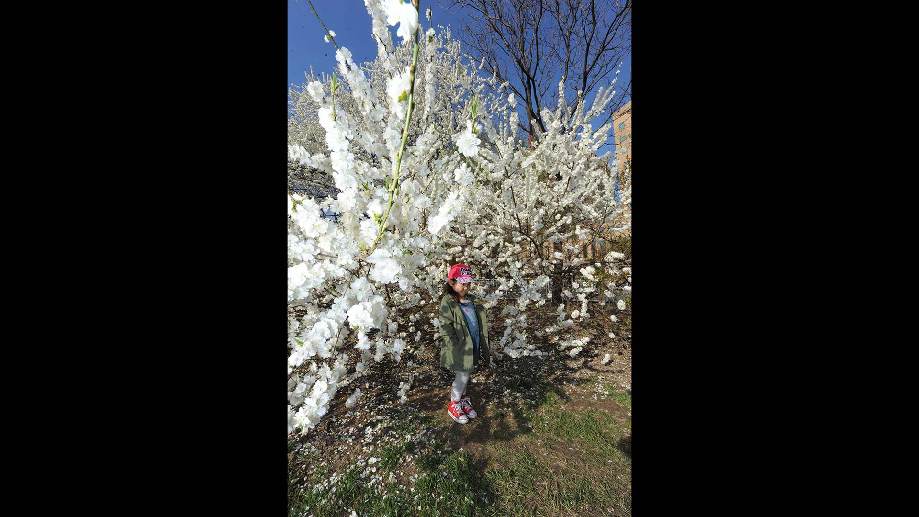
left=443, top=0, right=630, bottom=142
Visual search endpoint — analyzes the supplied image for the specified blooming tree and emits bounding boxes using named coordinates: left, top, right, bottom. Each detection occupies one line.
left=287, top=0, right=630, bottom=435
left=429, top=74, right=631, bottom=359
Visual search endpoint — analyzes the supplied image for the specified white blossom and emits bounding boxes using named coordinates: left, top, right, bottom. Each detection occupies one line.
left=427, top=191, right=464, bottom=235
left=359, top=219, right=379, bottom=246
left=382, top=0, right=419, bottom=44
left=367, top=248, right=402, bottom=284
left=346, top=388, right=363, bottom=408
left=307, top=80, right=325, bottom=103
left=346, top=296, right=387, bottom=329
left=414, top=194, right=432, bottom=209
left=455, top=120, right=480, bottom=157
left=288, top=144, right=309, bottom=165
left=453, top=162, right=474, bottom=186
left=367, top=195, right=386, bottom=219
left=386, top=67, right=412, bottom=119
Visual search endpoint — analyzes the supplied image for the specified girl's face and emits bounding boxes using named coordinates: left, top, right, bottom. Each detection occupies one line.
left=450, top=279, right=470, bottom=298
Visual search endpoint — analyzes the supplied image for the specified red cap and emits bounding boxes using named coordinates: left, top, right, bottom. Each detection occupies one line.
left=448, top=263, right=475, bottom=283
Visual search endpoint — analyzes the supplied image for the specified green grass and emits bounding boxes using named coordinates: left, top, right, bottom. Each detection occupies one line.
left=289, top=437, right=490, bottom=517
left=413, top=447, right=492, bottom=515
left=486, top=392, right=630, bottom=515
left=608, top=388, right=632, bottom=410
left=289, top=462, right=415, bottom=516
left=486, top=445, right=627, bottom=516
left=379, top=439, right=416, bottom=471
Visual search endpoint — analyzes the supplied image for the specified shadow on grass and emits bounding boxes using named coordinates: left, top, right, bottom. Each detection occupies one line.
left=403, top=334, right=629, bottom=460
left=617, top=434, right=631, bottom=458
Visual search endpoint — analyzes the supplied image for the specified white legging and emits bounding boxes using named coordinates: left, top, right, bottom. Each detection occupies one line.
left=450, top=371, right=470, bottom=402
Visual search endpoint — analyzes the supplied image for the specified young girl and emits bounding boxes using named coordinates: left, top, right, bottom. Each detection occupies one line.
left=439, top=263, right=490, bottom=424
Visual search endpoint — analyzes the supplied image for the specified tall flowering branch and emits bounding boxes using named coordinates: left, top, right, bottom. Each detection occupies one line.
left=371, top=0, right=421, bottom=249
left=330, top=73, right=338, bottom=121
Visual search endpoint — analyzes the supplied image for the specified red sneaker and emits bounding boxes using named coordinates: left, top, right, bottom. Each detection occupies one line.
left=459, top=397, right=477, bottom=418
left=447, top=400, right=469, bottom=424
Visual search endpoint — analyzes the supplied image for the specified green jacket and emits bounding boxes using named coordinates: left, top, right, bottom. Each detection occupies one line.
left=438, top=293, right=491, bottom=373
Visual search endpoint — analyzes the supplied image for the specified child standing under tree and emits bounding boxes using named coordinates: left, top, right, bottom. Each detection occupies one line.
left=439, top=263, right=490, bottom=424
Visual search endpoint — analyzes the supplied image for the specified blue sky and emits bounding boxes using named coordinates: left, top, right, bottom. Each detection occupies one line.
left=288, top=0, right=630, bottom=152
left=288, top=0, right=476, bottom=86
